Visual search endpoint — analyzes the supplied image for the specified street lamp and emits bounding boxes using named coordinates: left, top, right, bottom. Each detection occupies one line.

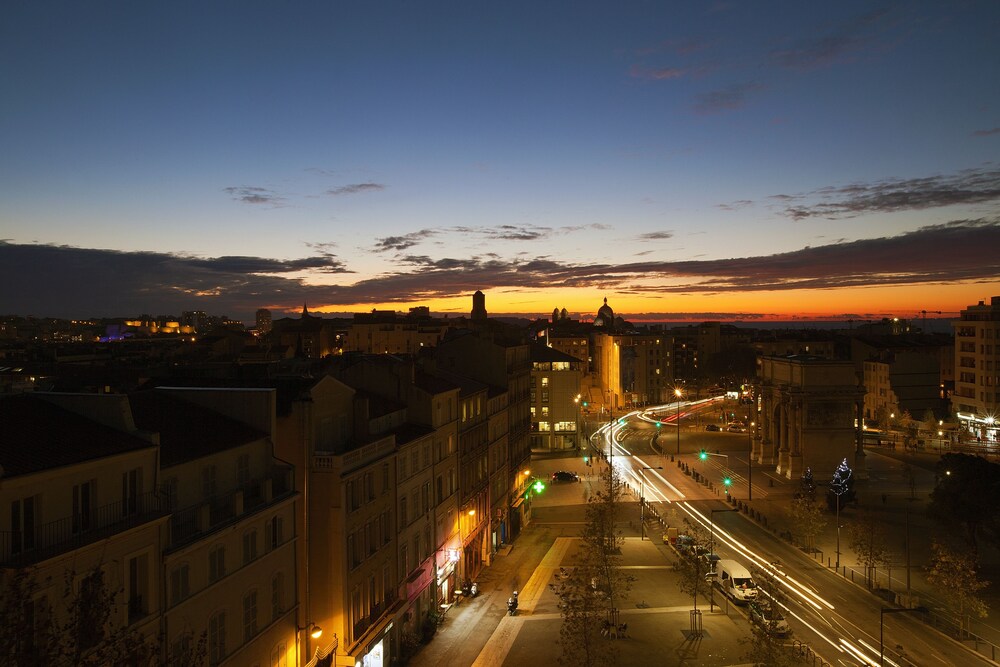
left=638, top=466, right=663, bottom=541
left=574, top=394, right=581, bottom=451
left=880, top=606, right=926, bottom=665
left=675, top=387, right=683, bottom=455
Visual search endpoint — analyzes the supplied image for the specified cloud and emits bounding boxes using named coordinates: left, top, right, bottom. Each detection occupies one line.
left=223, top=186, right=286, bottom=206
left=973, top=127, right=1000, bottom=137
left=769, top=8, right=891, bottom=70
left=638, top=231, right=673, bottom=240
left=780, top=166, right=1000, bottom=219
left=693, top=83, right=763, bottom=114
left=373, top=229, right=437, bottom=252
left=717, top=200, right=754, bottom=211
left=4, top=220, right=997, bottom=321
left=326, top=182, right=385, bottom=196
left=630, top=64, right=687, bottom=80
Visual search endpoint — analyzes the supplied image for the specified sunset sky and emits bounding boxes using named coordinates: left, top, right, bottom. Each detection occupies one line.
left=2, top=2, right=999, bottom=323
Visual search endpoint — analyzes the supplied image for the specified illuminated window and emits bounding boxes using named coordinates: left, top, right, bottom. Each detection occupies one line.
left=538, top=421, right=551, bottom=431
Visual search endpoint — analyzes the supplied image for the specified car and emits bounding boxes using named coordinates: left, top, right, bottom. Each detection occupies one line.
left=747, top=599, right=790, bottom=636
left=699, top=552, right=722, bottom=573
left=705, top=424, right=721, bottom=432
left=550, top=470, right=580, bottom=483
left=726, top=423, right=747, bottom=433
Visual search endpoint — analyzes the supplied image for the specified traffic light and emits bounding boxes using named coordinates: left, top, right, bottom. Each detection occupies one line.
left=723, top=476, right=732, bottom=487
left=699, top=449, right=708, bottom=461
left=583, top=454, right=590, bottom=467
left=656, top=421, right=661, bottom=429
left=582, top=401, right=588, bottom=407
left=533, top=480, right=546, bottom=494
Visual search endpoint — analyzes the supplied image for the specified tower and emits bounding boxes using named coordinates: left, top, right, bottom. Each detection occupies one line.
left=471, top=290, right=487, bottom=321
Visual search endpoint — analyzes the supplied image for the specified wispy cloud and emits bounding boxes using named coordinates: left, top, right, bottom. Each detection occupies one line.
left=629, top=64, right=687, bottom=80
left=973, top=127, right=1000, bottom=137
left=223, top=186, right=287, bottom=207
left=327, top=182, right=386, bottom=196
left=769, top=8, right=892, bottom=70
left=717, top=200, right=754, bottom=211
left=693, top=82, right=763, bottom=114
left=780, top=167, right=1000, bottom=219
left=373, top=229, right=437, bottom=252
left=3, top=220, right=998, bottom=318
left=637, top=231, right=673, bottom=240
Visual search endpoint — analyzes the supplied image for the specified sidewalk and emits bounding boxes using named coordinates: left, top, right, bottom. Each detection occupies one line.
left=408, top=454, right=754, bottom=667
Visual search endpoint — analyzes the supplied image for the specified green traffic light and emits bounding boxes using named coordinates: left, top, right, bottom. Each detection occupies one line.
left=723, top=477, right=732, bottom=486
left=656, top=421, right=661, bottom=428
left=699, top=450, right=707, bottom=460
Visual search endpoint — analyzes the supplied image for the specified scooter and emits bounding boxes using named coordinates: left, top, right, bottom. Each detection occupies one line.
left=507, top=596, right=518, bottom=616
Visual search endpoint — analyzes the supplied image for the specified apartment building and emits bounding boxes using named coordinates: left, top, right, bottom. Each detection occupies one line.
left=529, top=343, right=584, bottom=452
left=953, top=296, right=1000, bottom=442
left=0, top=393, right=168, bottom=663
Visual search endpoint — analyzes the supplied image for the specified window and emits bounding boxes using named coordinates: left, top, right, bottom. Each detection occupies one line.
left=161, top=477, right=178, bottom=510
left=243, top=530, right=258, bottom=565
left=399, top=497, right=408, bottom=527
left=243, top=590, right=258, bottom=642
left=72, top=481, right=94, bottom=533
left=237, top=454, right=250, bottom=486
left=271, top=572, right=284, bottom=620
left=128, top=553, right=149, bottom=623
left=541, top=377, right=549, bottom=387
left=202, top=465, right=217, bottom=498
left=122, top=467, right=141, bottom=516
left=382, top=463, right=389, bottom=492
left=209, top=611, right=226, bottom=665
left=270, top=643, right=288, bottom=667
left=209, top=546, right=226, bottom=582
left=10, top=496, right=36, bottom=553
left=541, top=390, right=549, bottom=403
left=170, top=564, right=190, bottom=606
left=541, top=406, right=549, bottom=417
left=265, top=516, right=283, bottom=551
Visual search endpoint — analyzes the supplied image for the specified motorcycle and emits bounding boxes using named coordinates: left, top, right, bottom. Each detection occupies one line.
left=507, top=596, right=518, bottom=616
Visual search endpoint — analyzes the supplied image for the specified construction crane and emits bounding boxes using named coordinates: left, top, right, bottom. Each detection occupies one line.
left=921, top=309, right=942, bottom=332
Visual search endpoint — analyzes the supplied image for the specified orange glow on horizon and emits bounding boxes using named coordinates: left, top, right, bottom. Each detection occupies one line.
left=290, top=282, right=988, bottom=322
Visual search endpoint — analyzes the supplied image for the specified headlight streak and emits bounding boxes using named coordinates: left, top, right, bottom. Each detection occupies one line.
left=682, top=502, right=833, bottom=611
left=838, top=638, right=878, bottom=666
left=856, top=639, right=900, bottom=667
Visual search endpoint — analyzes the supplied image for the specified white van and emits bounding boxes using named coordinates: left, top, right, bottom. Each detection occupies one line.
left=714, top=559, right=757, bottom=604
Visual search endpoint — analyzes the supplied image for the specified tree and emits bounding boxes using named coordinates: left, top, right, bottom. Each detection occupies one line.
left=926, top=541, right=989, bottom=638
left=789, top=493, right=826, bottom=552
left=554, top=461, right=631, bottom=666
left=741, top=564, right=795, bottom=667
left=0, top=565, right=204, bottom=667
left=928, top=453, right=1000, bottom=552
left=799, top=467, right=816, bottom=501
left=674, top=518, right=712, bottom=613
left=847, top=512, right=891, bottom=590
left=826, top=458, right=856, bottom=512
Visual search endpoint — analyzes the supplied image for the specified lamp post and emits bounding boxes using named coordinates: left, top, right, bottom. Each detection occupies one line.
left=638, top=466, right=662, bottom=541
left=747, top=389, right=754, bottom=500
left=574, top=394, right=581, bottom=451
left=675, top=387, right=683, bottom=455
left=880, top=606, right=926, bottom=665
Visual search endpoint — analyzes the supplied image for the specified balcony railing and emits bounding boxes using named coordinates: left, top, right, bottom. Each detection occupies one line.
left=169, top=466, right=294, bottom=549
left=1, top=491, right=164, bottom=567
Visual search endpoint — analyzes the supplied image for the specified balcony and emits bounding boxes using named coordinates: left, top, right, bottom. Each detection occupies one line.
left=169, top=466, right=294, bottom=549
left=1, top=492, right=165, bottom=567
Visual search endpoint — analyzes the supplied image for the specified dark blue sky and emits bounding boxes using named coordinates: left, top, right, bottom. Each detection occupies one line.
left=2, top=2, right=999, bottom=322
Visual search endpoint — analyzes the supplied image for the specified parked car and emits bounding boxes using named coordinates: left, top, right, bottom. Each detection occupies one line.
left=747, top=599, right=790, bottom=636
left=550, top=470, right=580, bottom=483
left=705, top=424, right=721, bottom=432
left=726, top=423, right=747, bottom=433
left=699, top=552, right=722, bottom=573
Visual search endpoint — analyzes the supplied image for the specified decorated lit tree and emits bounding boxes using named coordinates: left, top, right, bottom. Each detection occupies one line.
left=827, top=458, right=856, bottom=512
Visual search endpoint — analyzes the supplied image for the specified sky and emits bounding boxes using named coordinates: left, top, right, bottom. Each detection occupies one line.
left=2, top=1, right=999, bottom=324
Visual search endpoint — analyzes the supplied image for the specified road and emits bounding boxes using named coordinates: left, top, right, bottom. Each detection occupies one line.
left=594, top=399, right=996, bottom=667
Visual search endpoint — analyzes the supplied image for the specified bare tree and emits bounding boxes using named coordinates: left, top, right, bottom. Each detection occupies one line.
left=848, top=512, right=891, bottom=590
left=554, top=461, right=631, bottom=666
left=926, top=541, right=990, bottom=638
left=741, top=564, right=796, bottom=667
left=789, top=494, right=826, bottom=552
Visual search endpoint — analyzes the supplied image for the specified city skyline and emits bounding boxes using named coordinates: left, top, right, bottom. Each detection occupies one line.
left=2, top=2, right=999, bottom=323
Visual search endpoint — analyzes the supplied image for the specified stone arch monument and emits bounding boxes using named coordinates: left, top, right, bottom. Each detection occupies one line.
left=754, top=355, right=866, bottom=481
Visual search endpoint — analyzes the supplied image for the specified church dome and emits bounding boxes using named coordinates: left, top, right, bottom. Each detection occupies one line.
left=594, top=297, right=614, bottom=327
